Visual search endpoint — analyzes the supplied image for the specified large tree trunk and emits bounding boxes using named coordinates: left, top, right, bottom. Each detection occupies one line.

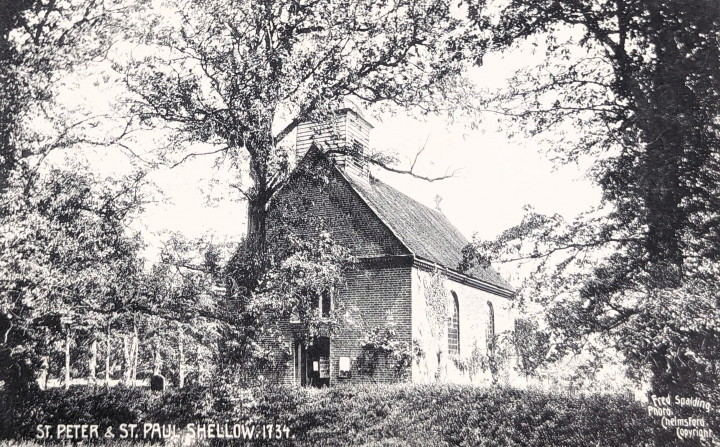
left=247, top=200, right=268, bottom=252
left=246, top=142, right=273, bottom=259
left=639, top=21, right=685, bottom=281
left=0, top=46, right=21, bottom=193
left=247, top=198, right=266, bottom=236
left=243, top=197, right=271, bottom=293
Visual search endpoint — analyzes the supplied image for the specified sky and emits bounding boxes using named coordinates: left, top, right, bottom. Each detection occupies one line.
left=126, top=105, right=601, bottom=268
left=43, top=31, right=601, bottom=266
left=370, top=112, right=600, bottom=240
left=127, top=49, right=602, bottom=263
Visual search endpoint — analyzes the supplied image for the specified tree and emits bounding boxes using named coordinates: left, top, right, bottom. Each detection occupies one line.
left=0, top=0, right=172, bottom=399
left=136, top=234, right=228, bottom=387
left=0, top=166, right=147, bottom=441
left=512, top=317, right=551, bottom=380
left=0, top=0, right=131, bottom=192
left=223, top=157, right=356, bottom=383
left=463, top=0, right=720, bottom=408
left=123, top=0, right=475, bottom=260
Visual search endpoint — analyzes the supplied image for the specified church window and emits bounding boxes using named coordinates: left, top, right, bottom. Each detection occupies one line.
left=320, top=290, right=332, bottom=317
left=448, top=292, right=460, bottom=355
left=486, top=301, right=495, bottom=351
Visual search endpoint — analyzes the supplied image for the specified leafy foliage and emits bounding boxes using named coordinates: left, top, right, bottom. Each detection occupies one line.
left=121, top=0, right=477, bottom=257
left=2, top=385, right=213, bottom=439
left=0, top=0, right=133, bottom=190
left=132, top=233, right=230, bottom=387
left=0, top=168, right=146, bottom=392
left=221, top=157, right=361, bottom=382
left=513, top=318, right=551, bottom=378
left=224, top=226, right=355, bottom=384
left=449, top=339, right=486, bottom=382
left=423, top=269, right=449, bottom=340
left=464, top=0, right=720, bottom=404
left=356, top=323, right=413, bottom=379
left=3, top=383, right=656, bottom=446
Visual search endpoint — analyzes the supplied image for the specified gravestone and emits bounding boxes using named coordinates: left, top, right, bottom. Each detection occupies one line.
left=150, top=374, right=166, bottom=392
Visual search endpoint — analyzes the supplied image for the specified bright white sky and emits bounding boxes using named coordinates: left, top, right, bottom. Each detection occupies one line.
left=137, top=110, right=600, bottom=247
left=133, top=49, right=601, bottom=262
left=371, top=113, right=600, bottom=238
left=45, top=37, right=601, bottom=265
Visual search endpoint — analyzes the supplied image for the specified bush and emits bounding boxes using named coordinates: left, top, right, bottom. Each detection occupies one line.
left=258, top=384, right=656, bottom=446
left=2, top=383, right=656, bottom=446
left=2, top=385, right=215, bottom=440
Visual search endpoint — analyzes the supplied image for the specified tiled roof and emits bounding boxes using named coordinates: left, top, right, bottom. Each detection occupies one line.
left=343, top=172, right=514, bottom=293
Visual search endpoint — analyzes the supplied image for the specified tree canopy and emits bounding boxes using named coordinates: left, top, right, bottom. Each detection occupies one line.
left=123, top=0, right=477, bottom=252
left=0, top=0, right=130, bottom=191
left=0, top=168, right=146, bottom=391
left=464, top=0, right=720, bottom=400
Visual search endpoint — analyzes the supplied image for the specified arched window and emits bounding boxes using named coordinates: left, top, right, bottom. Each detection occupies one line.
left=448, top=292, right=460, bottom=355
left=486, top=301, right=495, bottom=352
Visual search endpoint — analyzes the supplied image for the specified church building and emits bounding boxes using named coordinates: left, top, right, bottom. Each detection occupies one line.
left=266, top=107, right=516, bottom=386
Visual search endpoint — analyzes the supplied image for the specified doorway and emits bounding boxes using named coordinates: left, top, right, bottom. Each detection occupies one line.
left=294, top=336, right=330, bottom=387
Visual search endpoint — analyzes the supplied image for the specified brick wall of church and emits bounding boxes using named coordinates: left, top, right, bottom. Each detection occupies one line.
left=269, top=156, right=409, bottom=258
left=331, top=257, right=413, bottom=385
left=261, top=258, right=414, bottom=386
left=265, top=160, right=414, bottom=385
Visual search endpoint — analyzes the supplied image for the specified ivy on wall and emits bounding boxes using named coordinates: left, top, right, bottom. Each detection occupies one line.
left=355, top=322, right=413, bottom=380
left=450, top=339, right=486, bottom=382
left=417, top=269, right=451, bottom=381
left=424, top=269, right=449, bottom=341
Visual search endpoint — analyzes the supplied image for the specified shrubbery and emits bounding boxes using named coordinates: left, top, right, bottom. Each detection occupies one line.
left=2, top=385, right=214, bottom=440
left=2, top=384, right=656, bottom=446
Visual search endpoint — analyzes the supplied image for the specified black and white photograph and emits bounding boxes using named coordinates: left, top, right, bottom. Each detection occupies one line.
left=0, top=0, right=718, bottom=445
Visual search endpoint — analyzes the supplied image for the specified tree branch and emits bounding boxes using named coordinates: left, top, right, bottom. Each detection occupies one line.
left=169, top=146, right=231, bottom=169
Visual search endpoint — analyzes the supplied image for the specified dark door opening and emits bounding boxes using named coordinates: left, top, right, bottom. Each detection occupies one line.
left=295, top=337, right=330, bottom=387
